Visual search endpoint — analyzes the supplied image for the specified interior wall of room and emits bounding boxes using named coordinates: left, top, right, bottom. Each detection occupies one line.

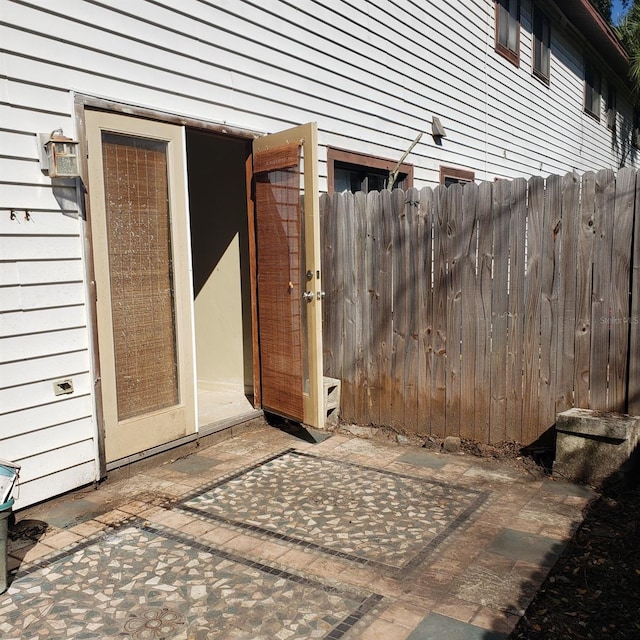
left=186, top=130, right=253, bottom=392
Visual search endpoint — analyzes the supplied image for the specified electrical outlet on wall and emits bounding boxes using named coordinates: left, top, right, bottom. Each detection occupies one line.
left=53, top=378, right=74, bottom=396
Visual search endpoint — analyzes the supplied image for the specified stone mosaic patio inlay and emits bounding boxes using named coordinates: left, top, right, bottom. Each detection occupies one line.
left=1, top=522, right=381, bottom=639
left=180, top=450, right=488, bottom=573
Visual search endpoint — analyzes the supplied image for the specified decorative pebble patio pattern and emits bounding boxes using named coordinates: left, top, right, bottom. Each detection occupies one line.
left=180, top=450, right=489, bottom=574
left=0, top=521, right=382, bottom=640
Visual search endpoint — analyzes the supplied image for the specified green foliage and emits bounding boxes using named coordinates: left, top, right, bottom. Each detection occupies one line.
left=615, top=1, right=640, bottom=99
left=592, top=0, right=613, bottom=22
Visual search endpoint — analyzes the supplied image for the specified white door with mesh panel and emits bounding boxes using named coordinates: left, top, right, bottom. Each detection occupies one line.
left=86, top=111, right=195, bottom=464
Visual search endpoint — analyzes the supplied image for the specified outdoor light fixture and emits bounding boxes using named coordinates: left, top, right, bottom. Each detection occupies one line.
left=431, top=117, right=447, bottom=139
left=39, top=129, right=79, bottom=178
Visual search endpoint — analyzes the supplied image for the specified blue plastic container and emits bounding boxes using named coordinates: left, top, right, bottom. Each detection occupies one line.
left=0, top=460, right=19, bottom=505
left=0, top=461, right=18, bottom=595
left=0, top=496, right=13, bottom=594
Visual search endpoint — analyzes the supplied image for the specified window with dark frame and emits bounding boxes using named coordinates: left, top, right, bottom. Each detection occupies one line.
left=495, top=0, right=520, bottom=66
left=607, top=83, right=617, bottom=132
left=440, top=166, right=475, bottom=187
left=327, top=148, right=413, bottom=194
left=584, top=61, right=601, bottom=120
left=533, top=5, right=550, bottom=82
left=633, top=108, right=640, bottom=149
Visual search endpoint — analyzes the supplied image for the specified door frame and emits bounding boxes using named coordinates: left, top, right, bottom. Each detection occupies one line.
left=77, top=96, right=264, bottom=475
left=85, top=110, right=197, bottom=464
left=76, top=96, right=323, bottom=473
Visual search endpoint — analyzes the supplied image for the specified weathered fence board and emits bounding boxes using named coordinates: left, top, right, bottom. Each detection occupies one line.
left=379, top=190, right=394, bottom=428
left=322, top=170, right=640, bottom=444
left=609, top=167, right=635, bottom=412
left=354, top=191, right=368, bottom=422
left=339, top=192, right=356, bottom=421
left=417, top=187, right=433, bottom=433
left=590, top=170, right=616, bottom=408
left=365, top=191, right=381, bottom=426
left=391, top=190, right=408, bottom=430
left=556, top=172, right=580, bottom=416
left=507, top=177, right=527, bottom=442
left=574, top=172, right=596, bottom=408
left=522, top=176, right=544, bottom=443
left=490, top=179, right=510, bottom=442
left=474, top=182, right=493, bottom=442
left=431, top=186, right=448, bottom=435
left=320, top=194, right=339, bottom=381
left=405, top=189, right=421, bottom=432
left=459, top=183, right=478, bottom=439
left=629, top=171, right=640, bottom=415
left=539, top=174, right=562, bottom=432
left=446, top=184, right=463, bottom=437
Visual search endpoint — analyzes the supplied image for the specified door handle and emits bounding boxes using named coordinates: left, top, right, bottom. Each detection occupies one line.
left=302, top=291, right=314, bottom=302
left=317, top=291, right=325, bottom=300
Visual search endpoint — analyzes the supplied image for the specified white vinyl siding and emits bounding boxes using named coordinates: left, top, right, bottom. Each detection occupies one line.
left=0, top=128, right=98, bottom=507
left=2, top=0, right=634, bottom=188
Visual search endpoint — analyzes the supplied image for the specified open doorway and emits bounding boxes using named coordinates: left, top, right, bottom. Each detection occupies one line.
left=186, top=129, right=258, bottom=430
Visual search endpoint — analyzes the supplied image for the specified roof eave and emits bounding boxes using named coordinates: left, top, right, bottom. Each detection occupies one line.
left=554, top=0, right=630, bottom=81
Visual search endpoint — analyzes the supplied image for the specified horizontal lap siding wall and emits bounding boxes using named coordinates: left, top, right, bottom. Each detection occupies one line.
left=3, top=1, right=636, bottom=192
left=0, top=126, right=98, bottom=508
left=485, top=2, right=635, bottom=181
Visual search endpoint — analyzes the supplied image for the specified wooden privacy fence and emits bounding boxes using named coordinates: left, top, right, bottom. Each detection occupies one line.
left=319, top=168, right=640, bottom=445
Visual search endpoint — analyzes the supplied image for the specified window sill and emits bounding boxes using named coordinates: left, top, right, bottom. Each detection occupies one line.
left=532, top=70, right=550, bottom=86
left=495, top=44, right=520, bottom=67
left=583, top=108, right=600, bottom=123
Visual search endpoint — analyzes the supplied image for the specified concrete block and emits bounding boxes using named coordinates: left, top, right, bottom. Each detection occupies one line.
left=323, top=377, right=340, bottom=427
left=554, top=408, right=640, bottom=485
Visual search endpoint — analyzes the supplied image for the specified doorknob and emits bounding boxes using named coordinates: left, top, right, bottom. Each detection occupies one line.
left=317, top=291, right=325, bottom=300
left=302, top=291, right=314, bottom=302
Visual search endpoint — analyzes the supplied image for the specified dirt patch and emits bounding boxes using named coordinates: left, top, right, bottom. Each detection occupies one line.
left=333, top=422, right=550, bottom=479
left=9, top=519, right=52, bottom=542
left=511, top=479, right=640, bottom=639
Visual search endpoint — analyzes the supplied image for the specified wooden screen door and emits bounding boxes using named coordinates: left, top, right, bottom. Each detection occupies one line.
left=86, top=111, right=196, bottom=463
left=253, top=123, right=324, bottom=428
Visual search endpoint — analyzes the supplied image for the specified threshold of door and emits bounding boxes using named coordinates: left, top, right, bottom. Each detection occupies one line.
left=105, top=410, right=264, bottom=476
